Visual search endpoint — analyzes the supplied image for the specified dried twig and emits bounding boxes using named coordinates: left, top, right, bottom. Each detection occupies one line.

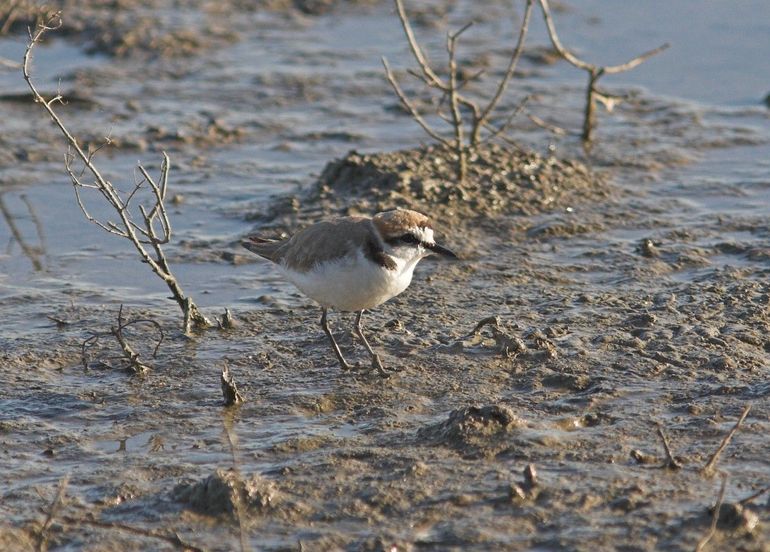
left=81, top=305, right=164, bottom=374
left=656, top=425, right=683, bottom=470
left=36, top=476, right=69, bottom=552
left=22, top=13, right=211, bottom=333
left=702, top=405, right=751, bottom=476
left=537, top=0, right=669, bottom=143
left=695, top=472, right=728, bottom=552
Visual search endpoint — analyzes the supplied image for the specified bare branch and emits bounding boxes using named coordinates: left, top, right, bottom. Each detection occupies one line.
left=393, top=0, right=445, bottom=88
left=23, top=14, right=211, bottom=331
left=446, top=23, right=467, bottom=181
left=479, top=95, right=530, bottom=145
left=473, top=0, right=533, bottom=144
left=703, top=405, right=752, bottom=476
left=382, top=56, right=451, bottom=146
left=82, top=306, right=165, bottom=373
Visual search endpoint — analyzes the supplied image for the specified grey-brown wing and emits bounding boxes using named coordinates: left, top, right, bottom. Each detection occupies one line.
left=281, top=217, right=376, bottom=271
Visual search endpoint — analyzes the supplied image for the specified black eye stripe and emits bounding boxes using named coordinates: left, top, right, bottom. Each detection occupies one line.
left=385, top=232, right=423, bottom=247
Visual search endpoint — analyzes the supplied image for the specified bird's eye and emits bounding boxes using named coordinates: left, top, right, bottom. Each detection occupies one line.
left=400, top=233, right=420, bottom=245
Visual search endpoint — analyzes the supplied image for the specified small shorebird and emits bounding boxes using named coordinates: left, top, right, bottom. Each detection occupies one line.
left=242, top=209, right=457, bottom=376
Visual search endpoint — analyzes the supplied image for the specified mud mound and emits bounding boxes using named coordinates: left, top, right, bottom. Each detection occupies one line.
left=417, top=405, right=527, bottom=457
left=258, top=144, right=608, bottom=232
left=172, top=468, right=279, bottom=517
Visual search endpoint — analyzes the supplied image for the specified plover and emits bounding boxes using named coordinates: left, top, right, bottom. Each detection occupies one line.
left=242, top=209, right=457, bottom=376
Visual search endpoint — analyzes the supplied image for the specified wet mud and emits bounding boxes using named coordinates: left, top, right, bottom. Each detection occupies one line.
left=1, top=0, right=769, bottom=551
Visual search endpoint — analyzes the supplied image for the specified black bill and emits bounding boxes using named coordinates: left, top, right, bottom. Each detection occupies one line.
left=426, top=242, right=458, bottom=259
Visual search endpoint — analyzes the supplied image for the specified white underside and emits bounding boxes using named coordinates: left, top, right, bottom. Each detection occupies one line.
left=281, top=249, right=422, bottom=311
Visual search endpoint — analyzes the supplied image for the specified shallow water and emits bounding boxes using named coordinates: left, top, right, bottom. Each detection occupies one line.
left=1, top=1, right=769, bottom=550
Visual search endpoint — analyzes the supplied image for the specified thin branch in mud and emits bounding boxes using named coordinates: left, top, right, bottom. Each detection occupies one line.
left=36, top=476, right=68, bottom=552
left=386, top=0, right=532, bottom=182
left=81, top=305, right=164, bottom=374
left=22, top=13, right=211, bottom=333
left=656, top=425, right=683, bottom=470
left=537, top=0, right=669, bottom=143
left=382, top=57, right=449, bottom=147
left=60, top=515, right=205, bottom=552
left=695, top=472, right=728, bottom=552
left=702, top=404, right=751, bottom=476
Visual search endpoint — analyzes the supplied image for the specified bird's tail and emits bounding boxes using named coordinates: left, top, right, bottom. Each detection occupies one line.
left=241, top=235, right=285, bottom=262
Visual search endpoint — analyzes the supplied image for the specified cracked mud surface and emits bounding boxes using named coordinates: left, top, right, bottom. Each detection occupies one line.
left=1, top=1, right=769, bottom=550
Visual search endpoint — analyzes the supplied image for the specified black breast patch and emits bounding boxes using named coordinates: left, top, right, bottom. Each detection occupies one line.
left=365, top=239, right=398, bottom=271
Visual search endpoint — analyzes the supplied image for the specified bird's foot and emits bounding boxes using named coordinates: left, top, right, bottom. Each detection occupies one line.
left=338, top=360, right=366, bottom=372
left=370, top=354, right=392, bottom=378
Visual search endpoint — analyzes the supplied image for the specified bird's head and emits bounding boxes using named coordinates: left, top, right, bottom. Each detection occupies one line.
left=373, top=209, right=457, bottom=263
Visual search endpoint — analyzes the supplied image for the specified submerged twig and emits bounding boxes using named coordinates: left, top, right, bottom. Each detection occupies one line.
left=22, top=13, right=211, bottom=333
left=702, top=404, right=751, bottom=476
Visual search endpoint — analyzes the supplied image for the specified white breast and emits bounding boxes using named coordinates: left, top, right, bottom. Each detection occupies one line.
left=282, top=249, right=418, bottom=311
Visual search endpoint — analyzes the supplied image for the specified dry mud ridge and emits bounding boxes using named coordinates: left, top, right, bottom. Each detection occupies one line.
left=1, top=1, right=769, bottom=552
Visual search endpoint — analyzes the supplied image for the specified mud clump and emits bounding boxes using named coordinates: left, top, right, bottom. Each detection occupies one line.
left=418, top=404, right=527, bottom=457
left=172, top=468, right=279, bottom=517
left=257, top=144, right=607, bottom=232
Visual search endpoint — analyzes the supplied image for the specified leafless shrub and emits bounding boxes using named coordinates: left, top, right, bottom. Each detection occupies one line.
left=81, top=305, right=165, bottom=374
left=22, top=13, right=211, bottom=333
left=537, top=0, right=669, bottom=144
left=383, top=0, right=533, bottom=183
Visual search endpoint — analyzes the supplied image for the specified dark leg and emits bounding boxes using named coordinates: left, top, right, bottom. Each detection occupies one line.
left=320, top=307, right=356, bottom=371
left=354, top=310, right=390, bottom=377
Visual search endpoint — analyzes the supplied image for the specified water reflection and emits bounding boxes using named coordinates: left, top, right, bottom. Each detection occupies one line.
left=0, top=191, right=47, bottom=271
